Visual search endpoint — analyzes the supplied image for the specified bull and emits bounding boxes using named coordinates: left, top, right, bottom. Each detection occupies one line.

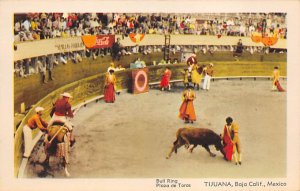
left=166, top=127, right=225, bottom=159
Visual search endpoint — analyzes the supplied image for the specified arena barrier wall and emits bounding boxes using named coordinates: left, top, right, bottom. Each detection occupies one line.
left=14, top=62, right=287, bottom=177
left=14, top=52, right=287, bottom=114
left=14, top=35, right=286, bottom=61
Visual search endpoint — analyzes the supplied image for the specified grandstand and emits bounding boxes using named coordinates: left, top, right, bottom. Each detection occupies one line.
left=14, top=12, right=287, bottom=41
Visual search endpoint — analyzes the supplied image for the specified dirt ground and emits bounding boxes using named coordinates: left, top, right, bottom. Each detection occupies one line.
left=25, top=79, right=287, bottom=178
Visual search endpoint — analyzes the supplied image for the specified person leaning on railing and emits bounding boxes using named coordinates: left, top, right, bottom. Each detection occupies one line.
left=23, top=107, right=48, bottom=158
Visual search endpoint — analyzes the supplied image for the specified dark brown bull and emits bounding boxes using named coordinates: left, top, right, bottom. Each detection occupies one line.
left=166, top=127, right=225, bottom=159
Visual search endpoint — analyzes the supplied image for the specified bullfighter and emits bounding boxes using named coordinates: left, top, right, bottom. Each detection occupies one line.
left=222, top=117, right=242, bottom=165
left=178, top=86, right=196, bottom=123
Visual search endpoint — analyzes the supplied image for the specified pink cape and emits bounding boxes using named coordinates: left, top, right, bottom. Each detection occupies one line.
left=222, top=125, right=234, bottom=161
left=104, top=83, right=115, bottom=103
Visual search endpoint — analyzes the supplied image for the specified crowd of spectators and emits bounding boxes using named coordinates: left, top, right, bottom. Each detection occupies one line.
left=14, top=51, right=83, bottom=81
left=14, top=13, right=287, bottom=81
left=14, top=12, right=287, bottom=43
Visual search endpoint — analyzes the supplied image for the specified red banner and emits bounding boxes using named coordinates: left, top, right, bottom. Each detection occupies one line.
left=81, top=35, right=115, bottom=49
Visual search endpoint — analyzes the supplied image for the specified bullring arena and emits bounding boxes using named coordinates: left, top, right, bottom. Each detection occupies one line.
left=25, top=79, right=286, bottom=178
left=12, top=12, right=287, bottom=179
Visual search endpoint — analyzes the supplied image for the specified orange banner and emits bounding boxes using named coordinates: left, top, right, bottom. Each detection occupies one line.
left=251, top=35, right=262, bottom=43
left=261, top=37, right=278, bottom=46
left=251, top=34, right=278, bottom=46
left=129, top=33, right=145, bottom=43
left=81, top=35, right=115, bottom=49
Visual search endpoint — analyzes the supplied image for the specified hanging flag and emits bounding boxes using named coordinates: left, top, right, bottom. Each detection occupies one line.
left=129, top=33, right=145, bottom=43
left=251, top=35, right=262, bottom=43
left=261, top=36, right=278, bottom=46
left=251, top=32, right=278, bottom=46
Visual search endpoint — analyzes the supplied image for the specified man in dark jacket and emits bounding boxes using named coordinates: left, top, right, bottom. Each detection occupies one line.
left=111, top=38, right=122, bottom=61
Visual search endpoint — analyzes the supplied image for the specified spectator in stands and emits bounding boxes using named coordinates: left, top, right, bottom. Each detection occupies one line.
left=75, top=51, right=83, bottom=62
left=14, top=61, right=24, bottom=77
left=130, top=58, right=146, bottom=69
left=37, top=58, right=47, bottom=83
left=14, top=61, right=19, bottom=76
left=239, top=24, right=246, bottom=36
left=28, top=62, right=36, bottom=75
left=248, top=24, right=255, bottom=36
left=132, top=45, right=139, bottom=54
left=115, top=64, right=125, bottom=71
left=143, top=46, right=152, bottom=55
left=70, top=51, right=81, bottom=63
left=201, top=46, right=207, bottom=54
left=19, top=31, right=28, bottom=42
left=14, top=20, right=21, bottom=35
left=249, top=46, right=254, bottom=55
left=32, top=30, right=40, bottom=40
left=59, top=53, right=68, bottom=64
left=26, top=31, right=34, bottom=41
left=158, top=59, right=166, bottom=65
left=91, top=49, right=97, bottom=60
left=173, top=59, right=178, bottom=64
left=46, top=54, right=55, bottom=81
left=121, top=47, right=132, bottom=55
left=153, top=45, right=162, bottom=52
left=23, top=59, right=30, bottom=77
left=166, top=59, right=172, bottom=65
left=264, top=47, right=270, bottom=54
left=208, top=46, right=215, bottom=55
left=22, top=18, right=31, bottom=32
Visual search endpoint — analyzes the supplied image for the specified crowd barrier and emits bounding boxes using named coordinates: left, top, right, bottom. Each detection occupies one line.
left=14, top=62, right=287, bottom=177
left=13, top=51, right=287, bottom=114
left=14, top=34, right=287, bottom=61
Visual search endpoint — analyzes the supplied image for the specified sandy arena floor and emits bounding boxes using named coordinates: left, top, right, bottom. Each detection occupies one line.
left=25, top=79, right=287, bottom=178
